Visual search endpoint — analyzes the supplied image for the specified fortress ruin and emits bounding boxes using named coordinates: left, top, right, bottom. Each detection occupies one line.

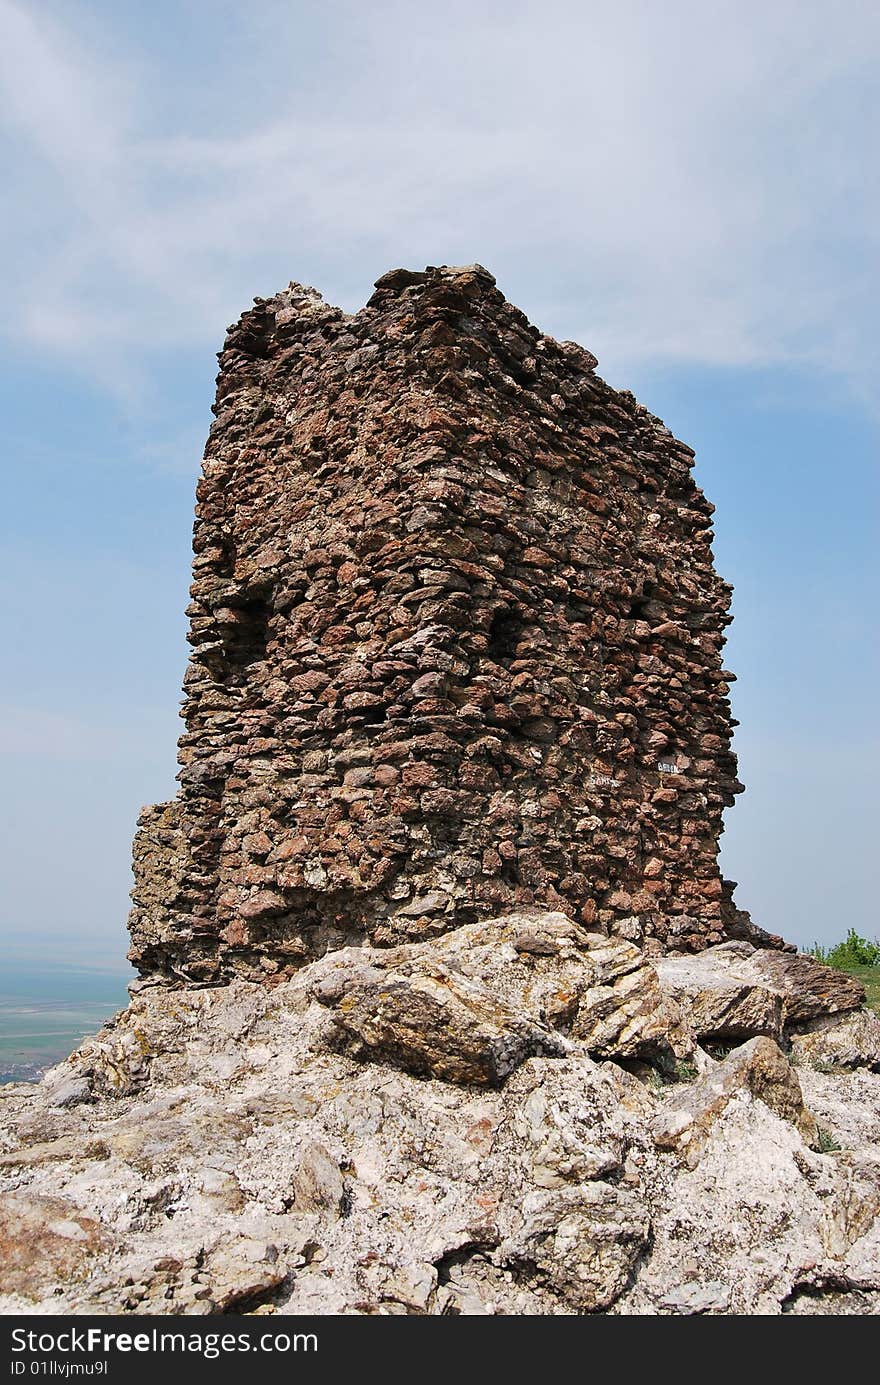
left=129, top=264, right=748, bottom=982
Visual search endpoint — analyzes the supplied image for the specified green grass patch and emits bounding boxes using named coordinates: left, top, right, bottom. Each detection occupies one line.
left=672, top=1059, right=699, bottom=1083
left=807, top=931, right=880, bottom=1015
left=816, top=1127, right=842, bottom=1154
left=839, top=964, right=880, bottom=1015
left=809, top=928, right=880, bottom=968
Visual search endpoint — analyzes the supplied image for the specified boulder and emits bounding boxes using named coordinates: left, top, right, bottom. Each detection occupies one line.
left=748, top=950, right=866, bottom=1023
left=43, top=1076, right=92, bottom=1109
left=432, top=912, right=691, bottom=1058
left=292, top=1140, right=347, bottom=1214
left=202, top=1240, right=288, bottom=1314
left=655, top=946, right=783, bottom=1041
left=311, top=911, right=690, bottom=1079
left=656, top=940, right=865, bottom=1041
left=653, top=1036, right=819, bottom=1164
left=789, top=1008, right=880, bottom=1072
left=310, top=948, right=565, bottom=1085
left=496, top=1183, right=650, bottom=1312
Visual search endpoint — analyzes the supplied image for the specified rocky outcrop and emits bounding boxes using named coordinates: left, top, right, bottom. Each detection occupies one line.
left=129, top=264, right=746, bottom=983
left=9, top=267, right=873, bottom=1316
left=653, top=1036, right=819, bottom=1164
left=656, top=947, right=784, bottom=1041
left=656, top=940, right=865, bottom=1042
left=311, top=912, right=687, bottom=1080
left=0, top=1193, right=113, bottom=1301
left=310, top=947, right=568, bottom=1087
left=747, top=949, right=867, bottom=1023
left=2, top=913, right=879, bottom=1316
left=789, top=1009, right=880, bottom=1073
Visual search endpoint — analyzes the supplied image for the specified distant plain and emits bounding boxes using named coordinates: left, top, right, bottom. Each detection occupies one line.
left=0, top=956, right=132, bottom=1082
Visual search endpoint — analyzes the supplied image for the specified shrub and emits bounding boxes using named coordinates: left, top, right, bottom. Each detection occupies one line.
left=809, top=929, right=880, bottom=970
left=816, top=1127, right=842, bottom=1154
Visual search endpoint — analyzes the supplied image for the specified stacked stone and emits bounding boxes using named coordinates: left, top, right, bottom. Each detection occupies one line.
left=129, top=264, right=744, bottom=982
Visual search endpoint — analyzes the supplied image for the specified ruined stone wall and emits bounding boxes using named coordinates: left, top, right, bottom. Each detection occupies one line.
left=129, top=264, right=743, bottom=982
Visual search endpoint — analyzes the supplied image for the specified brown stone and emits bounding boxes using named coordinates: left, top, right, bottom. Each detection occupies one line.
left=0, top=1193, right=114, bottom=1300
left=653, top=1037, right=819, bottom=1164
left=748, top=950, right=866, bottom=1023
left=656, top=948, right=785, bottom=1041
left=310, top=949, right=565, bottom=1086
left=311, top=912, right=692, bottom=1074
left=128, top=265, right=747, bottom=981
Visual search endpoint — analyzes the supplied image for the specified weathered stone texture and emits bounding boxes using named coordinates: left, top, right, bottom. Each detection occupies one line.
left=652, top=1036, right=819, bottom=1163
left=129, top=264, right=743, bottom=981
left=3, top=916, right=879, bottom=1316
left=309, top=911, right=686, bottom=1080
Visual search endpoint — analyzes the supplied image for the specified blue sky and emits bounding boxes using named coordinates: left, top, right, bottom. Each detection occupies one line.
left=1, top=0, right=877, bottom=965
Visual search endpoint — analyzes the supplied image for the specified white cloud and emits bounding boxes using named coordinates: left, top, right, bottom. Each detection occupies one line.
left=0, top=0, right=879, bottom=396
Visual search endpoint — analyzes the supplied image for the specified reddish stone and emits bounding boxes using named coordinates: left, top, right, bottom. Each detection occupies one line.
left=129, top=266, right=747, bottom=980
left=239, top=890, right=288, bottom=920
left=401, top=763, right=436, bottom=789
left=372, top=764, right=400, bottom=787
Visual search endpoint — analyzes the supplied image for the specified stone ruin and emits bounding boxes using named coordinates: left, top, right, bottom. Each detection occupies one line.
left=5, top=267, right=879, bottom=1317
left=129, top=264, right=759, bottom=984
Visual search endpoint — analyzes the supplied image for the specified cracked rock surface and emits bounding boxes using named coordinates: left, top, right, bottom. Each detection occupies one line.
left=1, top=913, right=878, bottom=1316
left=656, top=941, right=867, bottom=1039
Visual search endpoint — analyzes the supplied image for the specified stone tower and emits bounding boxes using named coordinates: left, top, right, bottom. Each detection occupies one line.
left=129, top=265, right=744, bottom=983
